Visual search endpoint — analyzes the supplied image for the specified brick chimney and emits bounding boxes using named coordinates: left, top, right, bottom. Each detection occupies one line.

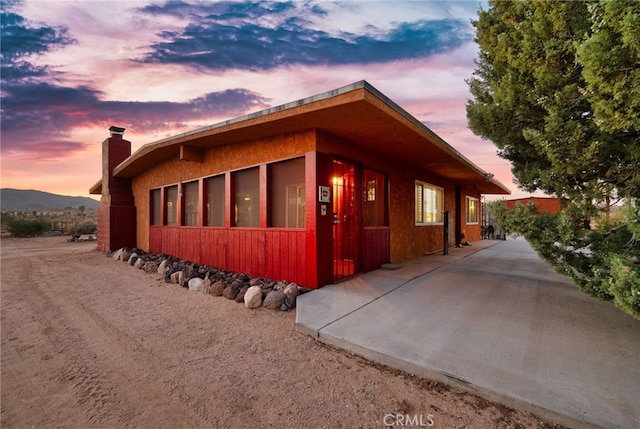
left=96, top=126, right=137, bottom=252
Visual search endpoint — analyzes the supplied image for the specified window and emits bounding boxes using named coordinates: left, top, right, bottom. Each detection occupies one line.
left=270, top=158, right=305, bottom=228
left=234, top=167, right=259, bottom=227
left=415, top=181, right=443, bottom=224
left=363, top=169, right=387, bottom=227
left=205, top=175, right=225, bottom=226
left=150, top=189, right=161, bottom=225
left=165, top=185, right=178, bottom=226
left=466, top=196, right=479, bottom=224
left=182, top=181, right=199, bottom=226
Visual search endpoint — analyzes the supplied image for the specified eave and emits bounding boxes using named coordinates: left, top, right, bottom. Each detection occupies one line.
left=106, top=81, right=510, bottom=195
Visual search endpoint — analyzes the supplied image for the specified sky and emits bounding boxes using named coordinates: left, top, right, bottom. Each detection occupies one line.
left=1, top=0, right=540, bottom=201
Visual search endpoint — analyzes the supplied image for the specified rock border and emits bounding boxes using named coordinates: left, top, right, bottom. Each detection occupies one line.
left=108, top=247, right=312, bottom=310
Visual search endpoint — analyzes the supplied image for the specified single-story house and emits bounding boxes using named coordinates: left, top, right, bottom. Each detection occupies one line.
left=90, top=81, right=510, bottom=288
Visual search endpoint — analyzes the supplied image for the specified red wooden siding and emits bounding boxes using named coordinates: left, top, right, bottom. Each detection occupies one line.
left=149, top=226, right=307, bottom=286
left=362, top=227, right=390, bottom=272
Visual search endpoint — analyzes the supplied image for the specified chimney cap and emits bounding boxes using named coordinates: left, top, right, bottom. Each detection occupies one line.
left=109, top=126, right=125, bottom=136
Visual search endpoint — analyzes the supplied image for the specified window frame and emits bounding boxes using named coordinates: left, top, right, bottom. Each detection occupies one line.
left=466, top=196, right=479, bottom=224
left=164, top=185, right=178, bottom=226
left=233, top=167, right=260, bottom=228
left=204, top=174, right=226, bottom=227
left=150, top=188, right=162, bottom=226
left=181, top=180, right=199, bottom=226
left=415, top=181, right=444, bottom=225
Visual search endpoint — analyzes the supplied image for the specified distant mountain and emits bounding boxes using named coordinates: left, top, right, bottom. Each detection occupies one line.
left=0, top=188, right=100, bottom=211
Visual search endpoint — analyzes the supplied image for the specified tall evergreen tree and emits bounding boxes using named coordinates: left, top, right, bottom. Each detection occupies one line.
left=467, top=0, right=639, bottom=319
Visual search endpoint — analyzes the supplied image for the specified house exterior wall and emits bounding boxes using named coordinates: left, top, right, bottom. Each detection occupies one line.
left=315, top=130, right=481, bottom=263
left=127, top=128, right=483, bottom=288
left=132, top=130, right=316, bottom=251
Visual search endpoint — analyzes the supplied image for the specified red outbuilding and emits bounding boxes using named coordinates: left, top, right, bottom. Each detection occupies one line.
left=90, top=81, right=510, bottom=288
left=504, top=197, right=562, bottom=214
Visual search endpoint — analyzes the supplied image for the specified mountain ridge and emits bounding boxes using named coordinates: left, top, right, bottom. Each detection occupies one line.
left=1, top=188, right=100, bottom=211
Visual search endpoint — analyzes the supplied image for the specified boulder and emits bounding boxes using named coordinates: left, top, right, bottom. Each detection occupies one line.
left=112, top=248, right=124, bottom=261
left=134, top=258, right=145, bottom=269
left=222, top=284, right=240, bottom=300
left=283, top=283, right=299, bottom=299
left=188, top=277, right=205, bottom=292
left=201, top=276, right=212, bottom=294
left=244, top=286, right=263, bottom=309
left=210, top=281, right=226, bottom=296
left=170, top=271, right=182, bottom=284
left=235, top=286, right=249, bottom=303
left=282, top=294, right=296, bottom=311
left=157, top=259, right=168, bottom=275
left=127, top=253, right=138, bottom=266
left=263, top=290, right=286, bottom=310
left=143, top=261, right=159, bottom=274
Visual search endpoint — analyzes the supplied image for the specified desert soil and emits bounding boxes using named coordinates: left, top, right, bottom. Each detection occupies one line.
left=1, top=236, right=561, bottom=428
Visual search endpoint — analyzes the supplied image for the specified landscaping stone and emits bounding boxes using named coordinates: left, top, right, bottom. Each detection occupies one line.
left=170, top=271, right=181, bottom=284
left=157, top=259, right=168, bottom=275
left=110, top=247, right=299, bottom=311
left=210, top=281, right=226, bottom=296
left=244, top=286, right=263, bottom=309
left=188, top=277, right=204, bottom=292
left=263, top=290, right=286, bottom=310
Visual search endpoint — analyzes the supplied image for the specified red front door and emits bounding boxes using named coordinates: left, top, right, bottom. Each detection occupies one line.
left=332, top=160, right=359, bottom=281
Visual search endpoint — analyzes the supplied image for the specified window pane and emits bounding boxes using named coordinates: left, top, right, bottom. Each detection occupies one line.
left=466, top=197, right=478, bottom=223
left=183, top=181, right=198, bottom=226
left=415, top=181, right=443, bottom=224
left=205, top=175, right=225, bottom=226
left=234, top=167, right=259, bottom=227
left=150, top=189, right=161, bottom=225
left=364, top=170, right=387, bottom=226
left=415, top=184, right=424, bottom=223
left=270, top=158, right=305, bottom=228
left=165, top=185, right=178, bottom=226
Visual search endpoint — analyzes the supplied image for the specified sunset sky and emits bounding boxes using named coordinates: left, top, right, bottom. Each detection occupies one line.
left=1, top=0, right=539, bottom=201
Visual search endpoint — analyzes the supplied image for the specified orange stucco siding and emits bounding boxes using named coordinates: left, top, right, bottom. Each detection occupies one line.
left=132, top=130, right=316, bottom=250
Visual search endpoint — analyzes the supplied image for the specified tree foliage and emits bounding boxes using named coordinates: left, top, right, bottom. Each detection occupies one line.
left=468, top=1, right=639, bottom=319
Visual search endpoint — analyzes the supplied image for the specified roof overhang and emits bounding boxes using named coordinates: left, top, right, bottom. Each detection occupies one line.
left=104, top=81, right=509, bottom=195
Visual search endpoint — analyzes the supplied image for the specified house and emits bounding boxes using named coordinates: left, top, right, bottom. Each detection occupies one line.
left=504, top=197, right=561, bottom=214
left=90, top=81, right=510, bottom=288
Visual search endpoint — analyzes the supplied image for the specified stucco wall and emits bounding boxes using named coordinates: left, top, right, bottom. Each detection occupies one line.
left=132, top=130, right=316, bottom=250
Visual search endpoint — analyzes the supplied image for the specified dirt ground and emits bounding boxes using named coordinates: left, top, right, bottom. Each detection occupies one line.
left=1, top=237, right=562, bottom=428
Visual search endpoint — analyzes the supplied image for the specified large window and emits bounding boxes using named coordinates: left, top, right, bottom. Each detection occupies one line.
left=270, top=158, right=305, bottom=228
left=205, top=175, right=225, bottom=226
left=182, top=181, right=199, bottom=226
left=466, top=196, right=478, bottom=224
left=150, top=188, right=161, bottom=225
left=165, top=185, right=178, bottom=226
left=415, top=181, right=443, bottom=224
left=234, top=167, right=259, bottom=227
left=363, top=169, right=388, bottom=227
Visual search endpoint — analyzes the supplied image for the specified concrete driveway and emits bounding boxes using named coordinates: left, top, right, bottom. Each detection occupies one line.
left=296, top=237, right=640, bottom=429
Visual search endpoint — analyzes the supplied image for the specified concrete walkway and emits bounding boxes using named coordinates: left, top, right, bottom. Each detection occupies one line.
left=296, top=237, right=640, bottom=429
